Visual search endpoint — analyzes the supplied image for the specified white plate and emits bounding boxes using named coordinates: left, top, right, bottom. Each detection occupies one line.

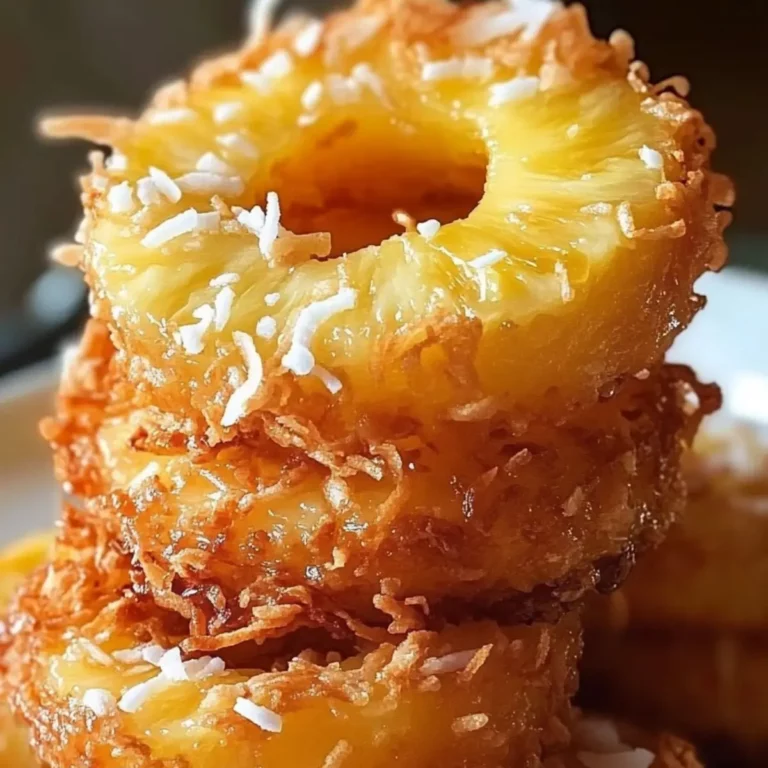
left=0, top=266, right=766, bottom=546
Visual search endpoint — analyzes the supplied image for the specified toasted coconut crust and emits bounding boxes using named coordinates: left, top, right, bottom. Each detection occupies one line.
left=45, top=0, right=731, bottom=444
left=2, top=507, right=581, bottom=768
left=39, top=323, right=718, bottom=645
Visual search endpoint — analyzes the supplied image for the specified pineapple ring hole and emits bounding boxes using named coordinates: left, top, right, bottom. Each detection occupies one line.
left=259, top=116, right=489, bottom=258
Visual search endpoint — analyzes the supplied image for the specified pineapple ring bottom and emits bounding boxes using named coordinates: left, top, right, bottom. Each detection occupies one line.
left=43, top=324, right=715, bottom=647
left=3, top=507, right=581, bottom=768
left=0, top=533, right=52, bottom=768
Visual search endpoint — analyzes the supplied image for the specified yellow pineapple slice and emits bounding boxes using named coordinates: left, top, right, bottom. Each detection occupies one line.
left=5, top=508, right=581, bottom=768
left=0, top=532, right=52, bottom=768
left=48, top=0, right=731, bottom=442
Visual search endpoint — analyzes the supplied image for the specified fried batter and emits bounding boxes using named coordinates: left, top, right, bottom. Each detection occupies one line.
left=42, top=324, right=716, bottom=645
left=3, top=506, right=582, bottom=768
left=48, top=0, right=730, bottom=444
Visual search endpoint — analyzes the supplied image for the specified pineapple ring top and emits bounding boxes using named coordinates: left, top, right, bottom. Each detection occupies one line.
left=50, top=0, right=732, bottom=442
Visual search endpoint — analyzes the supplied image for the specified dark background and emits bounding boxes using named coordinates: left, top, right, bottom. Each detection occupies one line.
left=1, top=0, right=765, bottom=373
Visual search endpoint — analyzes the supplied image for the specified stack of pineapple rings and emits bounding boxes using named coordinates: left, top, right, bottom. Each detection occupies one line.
left=2, top=0, right=730, bottom=765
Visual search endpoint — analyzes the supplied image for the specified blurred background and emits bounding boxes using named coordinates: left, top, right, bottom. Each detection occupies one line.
left=0, top=0, right=765, bottom=376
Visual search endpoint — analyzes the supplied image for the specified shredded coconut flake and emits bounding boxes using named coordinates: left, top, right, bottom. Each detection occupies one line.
left=326, top=73, right=362, bottom=104
left=554, top=261, right=573, bottom=302
left=234, top=698, right=283, bottom=733
left=140, top=644, right=167, bottom=666
left=214, top=286, right=236, bottom=331
left=639, top=145, right=664, bottom=170
left=248, top=0, right=282, bottom=43
left=417, top=219, right=441, bottom=239
left=82, top=689, right=116, bottom=717
left=259, top=191, right=281, bottom=258
left=301, top=80, right=324, bottom=111
left=312, top=365, right=343, bottom=394
left=137, top=177, right=161, bottom=206
left=141, top=209, right=215, bottom=248
left=256, top=315, right=278, bottom=339
left=184, top=656, right=226, bottom=681
left=176, top=172, right=245, bottom=197
left=196, top=152, right=235, bottom=175
left=158, top=648, right=187, bottom=682
left=108, top=182, right=135, bottom=213
left=351, top=63, right=389, bottom=105
left=262, top=49, right=293, bottom=79
left=454, top=10, right=529, bottom=46
left=508, top=0, right=561, bottom=41
left=265, top=292, right=280, bottom=306
left=106, top=152, right=128, bottom=171
left=293, top=19, right=323, bottom=57
left=282, top=288, right=357, bottom=377
left=422, top=56, right=494, bottom=82
left=118, top=675, right=167, bottom=714
left=210, top=273, right=240, bottom=288
left=221, top=332, right=264, bottom=428
left=112, top=647, right=145, bottom=665
left=421, top=649, right=478, bottom=677
left=213, top=101, right=243, bottom=124
left=489, top=76, right=540, bottom=106
left=218, top=132, right=259, bottom=159
left=177, top=305, right=215, bottom=354
left=147, top=107, right=196, bottom=125
left=148, top=167, right=182, bottom=203
left=468, top=249, right=507, bottom=269
left=78, top=639, right=115, bottom=667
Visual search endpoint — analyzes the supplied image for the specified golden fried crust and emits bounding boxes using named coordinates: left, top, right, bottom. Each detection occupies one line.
left=3, top=508, right=582, bottom=768
left=580, top=630, right=768, bottom=764
left=40, top=326, right=718, bottom=647
left=586, top=433, right=768, bottom=632
left=45, top=0, right=731, bottom=445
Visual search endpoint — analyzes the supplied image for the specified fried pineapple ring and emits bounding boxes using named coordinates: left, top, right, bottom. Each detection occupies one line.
left=0, top=533, right=52, bottom=768
left=3, top=507, right=581, bottom=768
left=43, top=323, right=716, bottom=644
left=588, top=431, right=768, bottom=631
left=50, top=0, right=731, bottom=442
left=582, top=430, right=768, bottom=761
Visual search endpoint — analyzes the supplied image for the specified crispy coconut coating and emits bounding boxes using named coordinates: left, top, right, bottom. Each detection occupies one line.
left=45, top=0, right=731, bottom=445
left=40, top=323, right=718, bottom=647
left=2, top=506, right=581, bottom=768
